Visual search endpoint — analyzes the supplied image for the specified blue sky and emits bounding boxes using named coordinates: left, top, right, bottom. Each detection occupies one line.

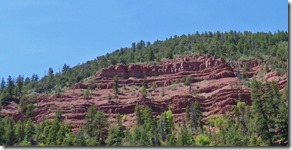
left=0, top=0, right=288, bottom=80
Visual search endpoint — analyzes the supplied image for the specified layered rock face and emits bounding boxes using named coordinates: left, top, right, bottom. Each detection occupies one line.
left=96, top=55, right=233, bottom=79
left=32, top=55, right=250, bottom=132
left=1, top=55, right=288, bottom=132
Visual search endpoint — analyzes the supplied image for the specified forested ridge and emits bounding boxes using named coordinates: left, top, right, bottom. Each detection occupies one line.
left=0, top=30, right=288, bottom=146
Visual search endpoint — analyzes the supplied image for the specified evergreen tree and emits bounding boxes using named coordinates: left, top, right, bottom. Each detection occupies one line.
left=167, top=132, right=176, bottom=146
left=24, top=119, right=35, bottom=145
left=250, top=79, right=273, bottom=145
left=48, top=67, right=54, bottom=77
left=62, top=64, right=70, bottom=73
left=0, top=78, right=5, bottom=91
left=113, top=75, right=119, bottom=95
left=84, top=106, right=108, bottom=145
left=135, top=104, right=142, bottom=125
left=47, top=110, right=62, bottom=146
left=176, top=122, right=193, bottom=146
left=147, top=48, right=155, bottom=61
left=6, top=75, right=14, bottom=98
left=3, top=117, right=16, bottom=146
left=56, top=124, right=69, bottom=146
left=31, top=74, right=39, bottom=81
left=0, top=89, right=10, bottom=105
left=62, top=133, right=77, bottom=146
left=107, top=125, right=122, bottom=146
left=190, top=102, right=202, bottom=130
left=19, top=95, right=28, bottom=113
left=141, top=86, right=147, bottom=98
left=24, top=77, right=31, bottom=86
left=16, top=75, right=24, bottom=97
left=165, top=109, right=174, bottom=135
left=15, top=120, right=25, bottom=144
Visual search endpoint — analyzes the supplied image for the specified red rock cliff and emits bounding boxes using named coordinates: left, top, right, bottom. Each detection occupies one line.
left=1, top=55, right=287, bottom=132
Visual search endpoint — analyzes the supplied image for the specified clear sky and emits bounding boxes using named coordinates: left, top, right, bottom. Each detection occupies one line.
left=0, top=0, right=288, bottom=80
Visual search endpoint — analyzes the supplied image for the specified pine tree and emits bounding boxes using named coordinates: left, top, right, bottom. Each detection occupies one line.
left=0, top=89, right=10, bottom=105
left=3, top=117, right=16, bottom=146
left=0, top=78, right=5, bottom=91
left=48, top=67, right=54, bottom=77
left=250, top=79, right=273, bottom=145
left=56, top=124, right=68, bottom=146
left=113, top=75, right=119, bottom=95
left=15, top=120, right=25, bottom=143
left=176, top=122, right=193, bottom=146
left=140, top=77, right=148, bottom=98
left=165, top=109, right=174, bottom=135
left=24, top=77, right=31, bottom=86
left=19, top=95, right=28, bottom=113
left=24, top=119, right=35, bottom=145
left=16, top=75, right=24, bottom=97
left=135, top=104, right=142, bottom=125
left=84, top=106, right=108, bottom=145
left=47, top=110, right=62, bottom=146
left=141, top=86, right=147, bottom=98
left=62, top=133, right=77, bottom=146
left=107, top=125, right=122, bottom=146
left=189, top=102, right=202, bottom=130
left=7, top=75, right=14, bottom=99
left=161, top=83, right=165, bottom=97
left=167, top=132, right=176, bottom=146
left=147, top=48, right=155, bottom=61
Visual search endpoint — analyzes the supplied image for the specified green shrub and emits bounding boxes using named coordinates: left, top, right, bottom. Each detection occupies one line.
left=151, top=83, right=158, bottom=90
left=183, top=76, right=192, bottom=86
left=195, top=134, right=211, bottom=146
left=168, top=84, right=177, bottom=91
left=141, top=86, right=147, bottom=98
left=83, top=89, right=90, bottom=99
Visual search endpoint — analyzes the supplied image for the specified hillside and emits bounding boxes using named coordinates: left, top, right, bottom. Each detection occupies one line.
left=0, top=31, right=288, bottom=146
left=3, top=55, right=286, bottom=130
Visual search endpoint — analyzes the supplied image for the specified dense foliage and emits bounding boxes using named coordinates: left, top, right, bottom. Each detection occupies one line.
left=0, top=31, right=288, bottom=146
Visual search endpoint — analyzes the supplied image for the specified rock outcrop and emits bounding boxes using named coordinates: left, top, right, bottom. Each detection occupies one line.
left=1, top=55, right=288, bottom=132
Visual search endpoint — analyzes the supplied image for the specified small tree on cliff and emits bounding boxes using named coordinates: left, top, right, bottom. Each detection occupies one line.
left=183, top=76, right=192, bottom=86
left=141, top=76, right=148, bottom=98
left=84, top=89, right=90, bottom=99
left=113, top=75, right=119, bottom=95
left=161, top=83, right=165, bottom=97
left=141, top=86, right=147, bottom=98
left=183, top=75, right=193, bottom=94
left=88, top=80, right=95, bottom=91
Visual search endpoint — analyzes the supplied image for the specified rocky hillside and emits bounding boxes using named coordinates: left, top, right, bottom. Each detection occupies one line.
left=1, top=55, right=288, bottom=132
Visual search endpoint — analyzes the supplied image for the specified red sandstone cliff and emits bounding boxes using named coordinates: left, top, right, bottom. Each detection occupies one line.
left=1, top=55, right=288, bottom=132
